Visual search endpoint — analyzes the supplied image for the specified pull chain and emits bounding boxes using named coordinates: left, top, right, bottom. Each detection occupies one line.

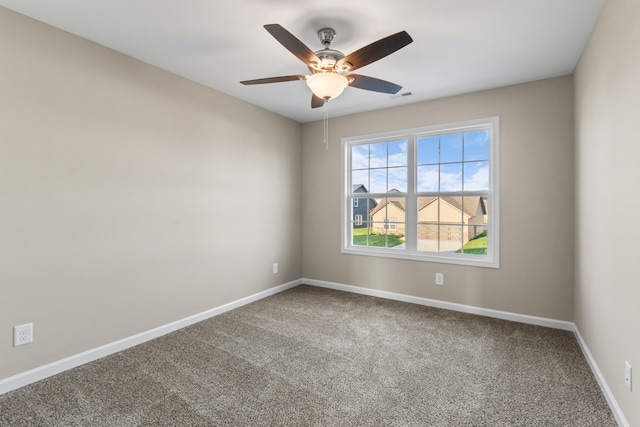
left=323, top=101, right=329, bottom=150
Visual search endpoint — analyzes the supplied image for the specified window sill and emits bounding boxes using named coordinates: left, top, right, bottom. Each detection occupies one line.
left=341, top=246, right=499, bottom=268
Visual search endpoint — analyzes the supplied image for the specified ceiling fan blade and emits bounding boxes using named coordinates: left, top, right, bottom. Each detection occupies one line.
left=339, top=31, right=413, bottom=72
left=264, top=24, right=321, bottom=67
left=347, top=74, right=402, bottom=94
left=240, top=75, right=306, bottom=85
left=311, top=94, right=325, bottom=109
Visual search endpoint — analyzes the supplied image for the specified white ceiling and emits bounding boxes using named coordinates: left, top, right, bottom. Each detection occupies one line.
left=0, top=0, right=605, bottom=123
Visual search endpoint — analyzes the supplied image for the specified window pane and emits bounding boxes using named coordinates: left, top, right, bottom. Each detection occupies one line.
left=387, top=196, right=405, bottom=246
left=352, top=222, right=371, bottom=246
left=417, top=196, right=438, bottom=220
left=388, top=140, right=407, bottom=167
left=440, top=133, right=463, bottom=163
left=370, top=197, right=406, bottom=227
left=371, top=197, right=387, bottom=237
left=461, top=225, right=488, bottom=255
left=370, top=169, right=387, bottom=193
left=370, top=142, right=387, bottom=168
left=352, top=170, right=369, bottom=192
left=417, top=197, right=438, bottom=252
left=417, top=223, right=438, bottom=251
left=460, top=195, right=488, bottom=255
left=440, top=197, right=464, bottom=252
left=388, top=227, right=405, bottom=250
left=439, top=196, right=463, bottom=224
left=417, top=136, right=439, bottom=165
left=387, top=196, right=406, bottom=221
left=352, top=197, right=372, bottom=225
left=351, top=144, right=369, bottom=169
left=439, top=224, right=463, bottom=252
left=417, top=165, right=438, bottom=192
left=464, top=130, right=490, bottom=161
left=369, top=197, right=405, bottom=248
left=388, top=167, right=407, bottom=192
left=368, top=225, right=406, bottom=249
left=352, top=197, right=374, bottom=247
left=464, top=161, right=489, bottom=191
left=417, top=197, right=468, bottom=253
left=440, top=163, right=463, bottom=192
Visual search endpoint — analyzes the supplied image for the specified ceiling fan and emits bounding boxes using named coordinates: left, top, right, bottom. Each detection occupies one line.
left=240, top=24, right=413, bottom=108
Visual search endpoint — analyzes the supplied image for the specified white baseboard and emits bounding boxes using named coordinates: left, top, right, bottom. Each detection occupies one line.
left=573, top=326, right=629, bottom=427
left=0, top=279, right=302, bottom=396
left=303, top=278, right=574, bottom=330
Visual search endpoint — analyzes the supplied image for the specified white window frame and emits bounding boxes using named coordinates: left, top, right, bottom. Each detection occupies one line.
left=354, top=214, right=363, bottom=226
left=354, top=199, right=359, bottom=208
left=341, top=117, right=500, bottom=268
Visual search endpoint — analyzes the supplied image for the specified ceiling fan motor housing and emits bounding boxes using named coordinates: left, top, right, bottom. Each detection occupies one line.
left=312, top=48, right=345, bottom=71
left=310, top=28, right=349, bottom=72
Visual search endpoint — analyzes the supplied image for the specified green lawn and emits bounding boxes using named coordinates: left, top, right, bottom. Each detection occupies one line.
left=352, top=227, right=485, bottom=252
left=352, top=227, right=405, bottom=248
left=458, top=231, right=487, bottom=254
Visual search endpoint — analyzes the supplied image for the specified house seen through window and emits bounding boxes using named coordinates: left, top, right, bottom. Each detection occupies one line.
left=342, top=117, right=499, bottom=268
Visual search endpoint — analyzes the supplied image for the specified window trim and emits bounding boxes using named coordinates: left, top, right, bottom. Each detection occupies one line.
left=341, top=117, right=500, bottom=268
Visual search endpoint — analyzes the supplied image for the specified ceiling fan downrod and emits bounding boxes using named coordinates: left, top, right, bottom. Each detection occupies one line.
left=317, top=28, right=336, bottom=47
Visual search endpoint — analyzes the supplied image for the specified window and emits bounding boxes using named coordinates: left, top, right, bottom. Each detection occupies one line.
left=342, top=117, right=499, bottom=268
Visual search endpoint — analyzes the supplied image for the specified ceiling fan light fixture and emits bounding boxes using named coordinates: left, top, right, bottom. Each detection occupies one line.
left=306, top=72, right=349, bottom=100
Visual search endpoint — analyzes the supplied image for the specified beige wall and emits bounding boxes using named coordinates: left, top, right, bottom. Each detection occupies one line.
left=302, top=76, right=575, bottom=320
left=574, top=0, right=640, bottom=424
left=0, top=8, right=302, bottom=379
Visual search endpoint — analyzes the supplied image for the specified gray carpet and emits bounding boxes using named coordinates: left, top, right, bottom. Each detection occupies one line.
left=0, top=285, right=616, bottom=426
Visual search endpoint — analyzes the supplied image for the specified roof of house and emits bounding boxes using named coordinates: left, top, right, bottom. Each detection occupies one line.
left=370, top=195, right=486, bottom=218
left=369, top=189, right=405, bottom=216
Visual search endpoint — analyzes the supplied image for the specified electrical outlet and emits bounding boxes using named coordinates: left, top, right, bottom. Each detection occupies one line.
left=14, top=323, right=33, bottom=347
left=435, top=273, right=444, bottom=285
left=625, top=361, right=632, bottom=391
left=272, top=263, right=278, bottom=274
